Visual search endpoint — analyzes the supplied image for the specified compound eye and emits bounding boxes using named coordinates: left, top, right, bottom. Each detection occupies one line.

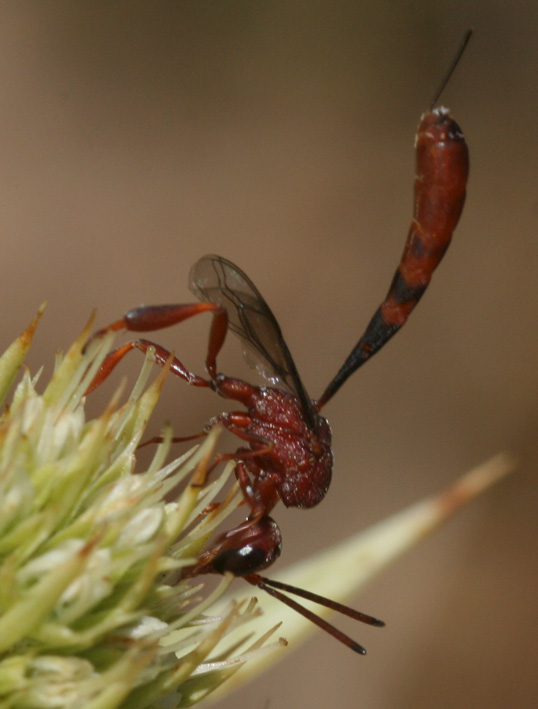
left=213, top=544, right=270, bottom=576
left=211, top=516, right=282, bottom=577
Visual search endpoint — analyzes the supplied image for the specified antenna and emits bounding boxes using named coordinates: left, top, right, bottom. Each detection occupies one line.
left=246, top=573, right=384, bottom=654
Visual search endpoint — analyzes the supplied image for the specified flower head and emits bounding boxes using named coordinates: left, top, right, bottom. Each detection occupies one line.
left=0, top=309, right=284, bottom=708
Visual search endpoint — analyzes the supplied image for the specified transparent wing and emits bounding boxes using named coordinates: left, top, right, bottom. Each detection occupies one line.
left=189, top=254, right=316, bottom=425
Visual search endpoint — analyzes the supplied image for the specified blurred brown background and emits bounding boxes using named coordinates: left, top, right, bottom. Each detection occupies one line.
left=1, top=2, right=537, bottom=708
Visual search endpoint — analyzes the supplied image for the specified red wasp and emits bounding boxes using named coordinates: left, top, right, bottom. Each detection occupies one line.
left=87, top=32, right=471, bottom=654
